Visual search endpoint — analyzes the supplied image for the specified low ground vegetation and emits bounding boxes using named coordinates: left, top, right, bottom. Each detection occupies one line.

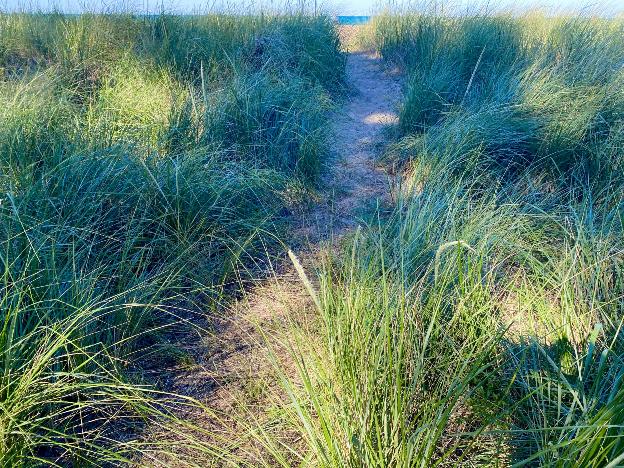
left=0, top=11, right=343, bottom=464
left=268, top=10, right=624, bottom=467
left=3, top=7, right=624, bottom=467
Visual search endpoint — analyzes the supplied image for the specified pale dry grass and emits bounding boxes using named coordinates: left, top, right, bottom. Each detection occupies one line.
left=337, top=25, right=365, bottom=52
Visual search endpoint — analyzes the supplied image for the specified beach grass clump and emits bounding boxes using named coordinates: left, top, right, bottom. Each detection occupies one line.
left=0, top=10, right=343, bottom=464
left=381, top=12, right=624, bottom=175
left=87, top=58, right=187, bottom=151
left=258, top=8, right=624, bottom=467
left=0, top=71, right=77, bottom=182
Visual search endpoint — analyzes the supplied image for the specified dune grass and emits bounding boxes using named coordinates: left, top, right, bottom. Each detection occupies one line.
left=5, top=6, right=624, bottom=466
left=254, top=8, right=624, bottom=467
left=0, top=10, right=344, bottom=465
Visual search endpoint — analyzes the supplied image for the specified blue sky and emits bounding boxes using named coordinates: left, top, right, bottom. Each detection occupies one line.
left=1, top=0, right=620, bottom=15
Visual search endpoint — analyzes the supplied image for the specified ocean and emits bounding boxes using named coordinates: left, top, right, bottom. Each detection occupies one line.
left=336, top=16, right=371, bottom=25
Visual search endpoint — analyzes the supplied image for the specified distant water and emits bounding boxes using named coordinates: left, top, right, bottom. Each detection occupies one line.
left=337, top=16, right=371, bottom=25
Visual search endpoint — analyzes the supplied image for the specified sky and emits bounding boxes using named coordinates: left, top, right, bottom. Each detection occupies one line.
left=0, top=0, right=621, bottom=16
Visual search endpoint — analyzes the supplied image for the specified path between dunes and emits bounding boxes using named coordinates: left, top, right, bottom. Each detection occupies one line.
left=147, top=51, right=401, bottom=465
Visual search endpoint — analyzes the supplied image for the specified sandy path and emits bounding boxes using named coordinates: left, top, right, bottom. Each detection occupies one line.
left=145, top=51, right=401, bottom=465
left=327, top=52, right=401, bottom=226
left=297, top=52, right=401, bottom=242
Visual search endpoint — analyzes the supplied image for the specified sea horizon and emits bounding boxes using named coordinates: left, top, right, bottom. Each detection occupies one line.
left=336, top=15, right=371, bottom=24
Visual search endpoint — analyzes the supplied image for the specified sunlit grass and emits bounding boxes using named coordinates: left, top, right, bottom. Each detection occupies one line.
left=247, top=7, right=624, bottom=467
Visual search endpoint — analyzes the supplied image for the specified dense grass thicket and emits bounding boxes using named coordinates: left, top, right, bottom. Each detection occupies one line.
left=0, top=11, right=343, bottom=464
left=272, top=12, right=624, bottom=466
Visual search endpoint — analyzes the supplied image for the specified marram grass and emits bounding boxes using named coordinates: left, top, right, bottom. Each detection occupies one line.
left=3, top=5, right=624, bottom=467
left=241, top=8, right=624, bottom=468
left=0, top=10, right=344, bottom=465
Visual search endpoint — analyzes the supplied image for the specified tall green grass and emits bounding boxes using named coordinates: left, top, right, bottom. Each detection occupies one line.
left=0, top=10, right=344, bottom=464
left=259, top=8, right=624, bottom=466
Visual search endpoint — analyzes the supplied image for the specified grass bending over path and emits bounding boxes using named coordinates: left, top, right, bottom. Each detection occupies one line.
left=261, top=11, right=624, bottom=467
left=0, top=11, right=344, bottom=465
